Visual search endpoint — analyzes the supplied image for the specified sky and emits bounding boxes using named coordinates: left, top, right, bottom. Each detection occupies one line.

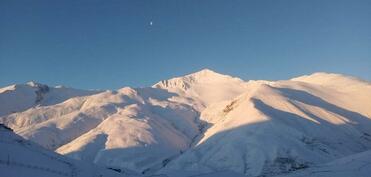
left=0, top=0, right=370, bottom=89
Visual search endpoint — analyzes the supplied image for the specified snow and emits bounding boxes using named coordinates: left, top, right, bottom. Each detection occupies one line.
left=278, top=150, right=371, bottom=177
left=161, top=80, right=371, bottom=176
left=0, top=81, right=100, bottom=117
left=153, top=69, right=249, bottom=111
left=55, top=88, right=201, bottom=174
left=0, top=124, right=138, bottom=177
left=0, top=86, right=200, bottom=173
left=1, top=69, right=371, bottom=177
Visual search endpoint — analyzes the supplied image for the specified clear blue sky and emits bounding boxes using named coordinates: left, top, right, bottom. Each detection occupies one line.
left=0, top=0, right=370, bottom=89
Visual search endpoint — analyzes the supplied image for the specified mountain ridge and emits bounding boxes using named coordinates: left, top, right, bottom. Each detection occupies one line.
left=1, top=69, right=370, bottom=177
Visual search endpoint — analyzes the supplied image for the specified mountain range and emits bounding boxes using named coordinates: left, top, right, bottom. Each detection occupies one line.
left=1, top=69, right=371, bottom=177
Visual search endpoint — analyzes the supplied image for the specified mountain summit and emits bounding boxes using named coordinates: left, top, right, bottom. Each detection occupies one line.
left=153, top=69, right=248, bottom=109
left=153, top=68, right=243, bottom=89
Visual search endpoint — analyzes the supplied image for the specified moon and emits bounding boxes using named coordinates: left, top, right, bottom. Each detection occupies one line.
left=150, top=21, right=153, bottom=26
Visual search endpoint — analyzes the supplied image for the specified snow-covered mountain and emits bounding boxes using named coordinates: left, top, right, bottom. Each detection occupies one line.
left=0, top=86, right=202, bottom=173
left=161, top=77, right=371, bottom=176
left=153, top=69, right=249, bottom=111
left=0, top=81, right=100, bottom=117
left=1, top=69, right=370, bottom=177
left=0, top=124, right=138, bottom=177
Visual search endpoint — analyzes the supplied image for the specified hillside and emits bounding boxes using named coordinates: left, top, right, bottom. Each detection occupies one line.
left=0, top=124, right=138, bottom=177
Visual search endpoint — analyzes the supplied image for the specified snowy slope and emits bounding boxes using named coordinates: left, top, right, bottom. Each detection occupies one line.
left=0, top=81, right=100, bottom=117
left=0, top=86, right=201, bottom=174
left=0, top=124, right=138, bottom=177
left=1, top=70, right=370, bottom=177
left=278, top=150, right=371, bottom=177
left=159, top=73, right=371, bottom=176
left=291, top=72, right=371, bottom=117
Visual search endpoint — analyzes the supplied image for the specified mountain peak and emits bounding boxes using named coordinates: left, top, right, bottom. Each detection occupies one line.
left=153, top=69, right=244, bottom=90
left=185, top=68, right=241, bottom=81
left=191, top=68, right=219, bottom=75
